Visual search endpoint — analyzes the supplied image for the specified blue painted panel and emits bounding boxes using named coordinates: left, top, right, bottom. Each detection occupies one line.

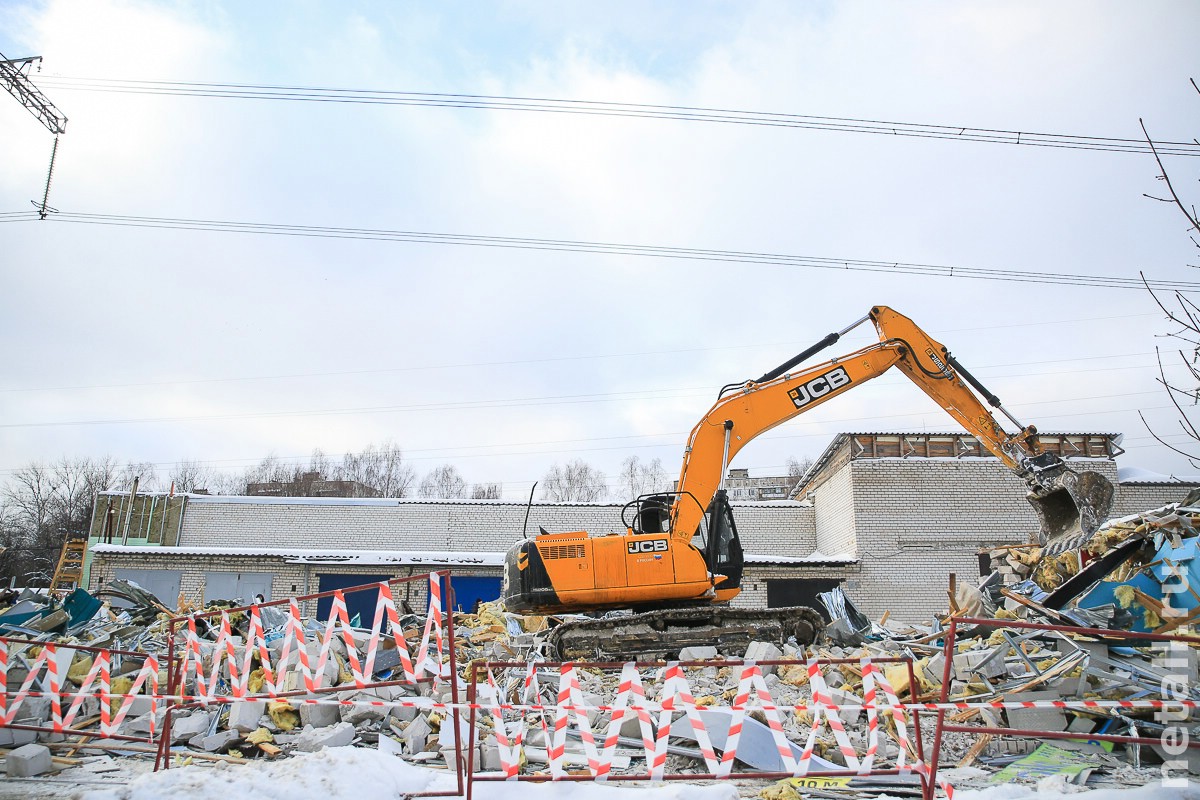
left=316, top=573, right=391, bottom=624
left=441, top=576, right=502, bottom=613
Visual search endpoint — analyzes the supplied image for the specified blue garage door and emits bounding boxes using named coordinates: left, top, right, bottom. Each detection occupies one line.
left=316, top=573, right=391, bottom=624
left=440, top=576, right=502, bottom=614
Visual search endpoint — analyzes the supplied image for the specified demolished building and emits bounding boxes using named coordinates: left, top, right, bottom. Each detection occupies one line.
left=82, top=432, right=1194, bottom=623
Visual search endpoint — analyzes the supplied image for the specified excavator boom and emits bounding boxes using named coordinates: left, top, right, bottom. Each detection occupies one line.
left=671, top=306, right=1114, bottom=554
left=502, top=306, right=1115, bottom=659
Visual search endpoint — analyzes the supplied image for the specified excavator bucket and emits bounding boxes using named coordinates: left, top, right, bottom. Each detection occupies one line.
left=1027, top=469, right=1115, bottom=556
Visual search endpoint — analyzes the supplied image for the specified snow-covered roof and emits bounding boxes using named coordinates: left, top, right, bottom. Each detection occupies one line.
left=90, top=544, right=505, bottom=567
left=95, top=492, right=812, bottom=510
left=1117, top=466, right=1200, bottom=485
left=744, top=551, right=856, bottom=565
left=90, top=543, right=848, bottom=566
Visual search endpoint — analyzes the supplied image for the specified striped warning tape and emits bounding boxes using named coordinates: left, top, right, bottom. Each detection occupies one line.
left=2, top=685, right=1197, bottom=715
left=174, top=577, right=448, bottom=701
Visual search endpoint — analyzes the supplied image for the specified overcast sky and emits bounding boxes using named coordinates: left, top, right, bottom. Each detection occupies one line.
left=2, top=1, right=1199, bottom=499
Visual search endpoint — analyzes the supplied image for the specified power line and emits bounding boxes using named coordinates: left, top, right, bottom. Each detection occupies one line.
left=0, top=381, right=1166, bottom=431
left=0, top=314, right=1157, bottom=394
left=10, top=210, right=1197, bottom=292
left=34, top=76, right=1200, bottom=157
left=0, top=400, right=1179, bottom=479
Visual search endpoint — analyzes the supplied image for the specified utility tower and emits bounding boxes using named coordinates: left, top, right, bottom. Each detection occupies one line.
left=0, top=52, right=68, bottom=218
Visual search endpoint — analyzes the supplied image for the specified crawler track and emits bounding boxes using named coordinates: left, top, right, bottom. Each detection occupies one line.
left=548, top=605, right=826, bottom=662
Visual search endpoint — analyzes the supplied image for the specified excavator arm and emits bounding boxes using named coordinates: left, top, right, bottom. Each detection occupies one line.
left=672, top=306, right=1113, bottom=554
left=502, top=304, right=1114, bottom=658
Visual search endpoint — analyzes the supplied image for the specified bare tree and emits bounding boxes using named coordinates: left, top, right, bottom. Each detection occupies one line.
left=170, top=459, right=214, bottom=493
left=614, top=455, right=670, bottom=501
left=471, top=482, right=503, bottom=499
left=419, top=465, right=468, bottom=499
left=243, top=453, right=291, bottom=490
left=206, top=470, right=245, bottom=496
left=340, top=440, right=417, bottom=498
left=785, top=455, right=815, bottom=497
left=1139, top=82, right=1200, bottom=465
left=1141, top=285, right=1200, bottom=466
left=541, top=459, right=608, bottom=502
left=308, top=448, right=335, bottom=479
left=116, top=462, right=159, bottom=493
left=1, top=463, right=55, bottom=548
left=0, top=456, right=127, bottom=584
left=51, top=457, right=112, bottom=538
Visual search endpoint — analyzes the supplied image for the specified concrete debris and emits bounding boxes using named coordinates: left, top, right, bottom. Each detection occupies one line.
left=3, top=499, right=1197, bottom=796
left=4, top=742, right=54, bottom=777
left=293, top=721, right=356, bottom=752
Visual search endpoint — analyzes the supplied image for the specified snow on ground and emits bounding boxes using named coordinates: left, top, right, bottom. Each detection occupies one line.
left=70, top=748, right=1200, bottom=800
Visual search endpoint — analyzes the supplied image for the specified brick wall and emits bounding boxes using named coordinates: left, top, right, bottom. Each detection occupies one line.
left=89, top=552, right=308, bottom=609
left=87, top=550, right=523, bottom=617
left=178, top=497, right=818, bottom=558
left=812, top=467, right=855, bottom=556
left=89, top=461, right=1197, bottom=627
left=825, top=458, right=1196, bottom=623
left=1112, top=483, right=1194, bottom=516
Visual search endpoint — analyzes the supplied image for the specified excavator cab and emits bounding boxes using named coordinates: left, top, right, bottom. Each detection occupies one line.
left=624, top=490, right=745, bottom=593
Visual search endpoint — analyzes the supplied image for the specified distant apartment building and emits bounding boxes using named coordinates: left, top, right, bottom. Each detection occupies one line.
left=245, top=472, right=381, bottom=498
left=722, top=468, right=799, bottom=501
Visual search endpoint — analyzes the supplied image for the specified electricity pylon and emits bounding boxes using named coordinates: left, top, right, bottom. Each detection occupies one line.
left=0, top=53, right=69, bottom=218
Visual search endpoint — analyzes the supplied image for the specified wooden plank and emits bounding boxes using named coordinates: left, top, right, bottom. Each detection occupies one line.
left=956, top=734, right=993, bottom=767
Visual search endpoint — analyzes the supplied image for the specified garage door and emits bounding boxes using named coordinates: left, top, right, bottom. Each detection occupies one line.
left=112, top=569, right=182, bottom=608
left=441, top=575, right=502, bottom=613
left=316, top=573, right=391, bottom=624
left=766, top=578, right=841, bottom=620
left=204, top=572, right=275, bottom=605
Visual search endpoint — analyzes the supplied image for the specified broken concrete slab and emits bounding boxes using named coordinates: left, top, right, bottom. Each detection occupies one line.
left=745, top=641, right=784, bottom=675
left=169, top=710, right=215, bottom=743
left=295, top=721, right=355, bottom=752
left=228, top=700, right=267, bottom=733
left=0, top=726, right=37, bottom=748
left=388, top=704, right=420, bottom=724
left=678, top=645, right=717, bottom=661
left=669, top=708, right=842, bottom=773
left=1005, top=690, right=1067, bottom=732
left=480, top=738, right=504, bottom=772
left=338, top=690, right=388, bottom=726
left=300, top=702, right=341, bottom=729
left=5, top=742, right=52, bottom=777
left=200, top=729, right=241, bottom=753
left=400, top=715, right=433, bottom=754
left=953, top=648, right=1005, bottom=681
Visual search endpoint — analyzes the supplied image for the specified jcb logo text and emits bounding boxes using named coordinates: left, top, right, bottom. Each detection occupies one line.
left=628, top=539, right=669, bottom=554
left=788, top=367, right=851, bottom=408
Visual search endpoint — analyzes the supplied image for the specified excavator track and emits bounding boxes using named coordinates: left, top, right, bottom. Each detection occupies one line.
left=548, top=605, right=826, bottom=662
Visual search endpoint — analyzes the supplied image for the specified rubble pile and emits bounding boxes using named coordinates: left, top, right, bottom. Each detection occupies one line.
left=0, top=499, right=1197, bottom=795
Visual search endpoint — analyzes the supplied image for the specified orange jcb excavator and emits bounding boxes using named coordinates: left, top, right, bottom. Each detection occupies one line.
left=502, top=306, right=1115, bottom=659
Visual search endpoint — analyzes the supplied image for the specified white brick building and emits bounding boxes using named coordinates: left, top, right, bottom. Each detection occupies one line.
left=85, top=431, right=1196, bottom=623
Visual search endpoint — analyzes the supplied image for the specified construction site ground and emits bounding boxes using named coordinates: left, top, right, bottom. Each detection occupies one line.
left=4, top=500, right=1200, bottom=798
left=0, top=747, right=1193, bottom=799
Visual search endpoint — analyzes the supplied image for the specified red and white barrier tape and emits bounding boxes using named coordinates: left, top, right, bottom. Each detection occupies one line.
left=176, top=578, right=447, bottom=701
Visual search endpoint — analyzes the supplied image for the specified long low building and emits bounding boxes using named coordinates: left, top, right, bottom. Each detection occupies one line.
left=84, top=431, right=1196, bottom=623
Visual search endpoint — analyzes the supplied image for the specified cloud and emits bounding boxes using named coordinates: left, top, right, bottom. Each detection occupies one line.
left=1, top=1, right=1197, bottom=495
